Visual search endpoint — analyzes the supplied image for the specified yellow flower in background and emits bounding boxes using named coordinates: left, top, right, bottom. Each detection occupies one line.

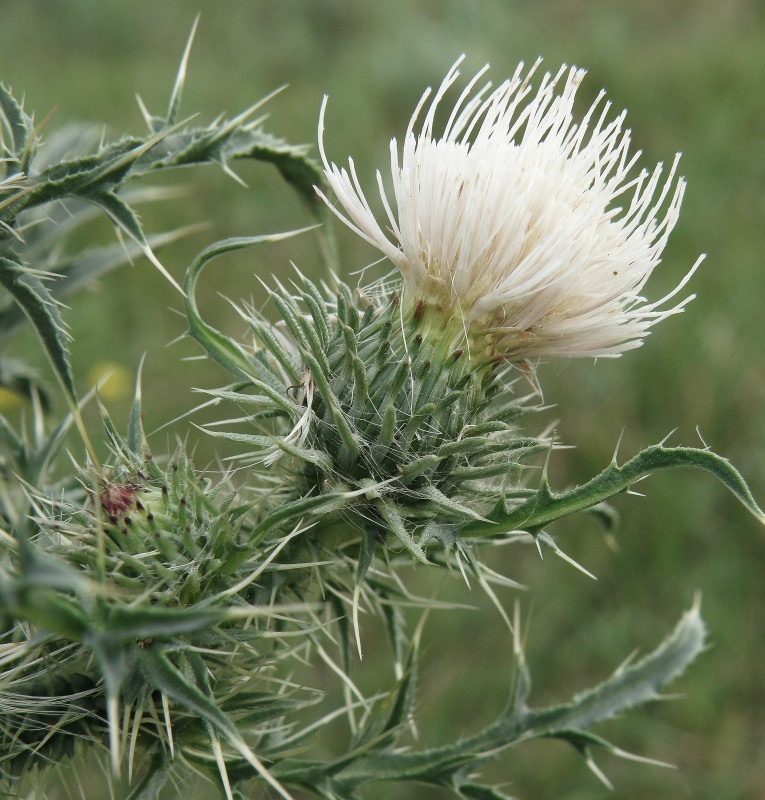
left=318, top=57, right=703, bottom=361
left=87, top=360, right=131, bottom=400
left=0, top=387, right=23, bottom=412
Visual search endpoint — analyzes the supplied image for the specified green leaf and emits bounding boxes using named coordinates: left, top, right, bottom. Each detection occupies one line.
left=125, top=751, right=171, bottom=800
left=87, top=628, right=127, bottom=773
left=86, top=189, right=184, bottom=294
left=245, top=316, right=301, bottom=387
left=322, top=604, right=705, bottom=790
left=0, top=257, right=75, bottom=398
left=420, top=485, right=490, bottom=523
left=141, top=648, right=291, bottom=798
left=232, top=131, right=326, bottom=216
left=127, top=356, right=147, bottom=455
left=184, top=233, right=312, bottom=381
left=375, top=499, right=429, bottom=564
left=1, top=586, right=88, bottom=640
left=302, top=289, right=331, bottom=351
left=233, top=132, right=337, bottom=271
left=139, top=647, right=241, bottom=742
left=355, top=529, right=376, bottom=587
left=0, top=357, right=49, bottom=409
left=202, top=383, right=300, bottom=418
left=520, top=601, right=705, bottom=736
left=104, top=604, right=228, bottom=641
left=86, top=190, right=149, bottom=244
left=272, top=439, right=335, bottom=473
left=372, top=402, right=396, bottom=457
left=165, top=16, right=199, bottom=126
left=507, top=615, right=531, bottom=718
left=397, top=454, right=442, bottom=482
left=463, top=444, right=765, bottom=538
left=87, top=628, right=126, bottom=693
left=353, top=633, right=418, bottom=752
left=0, top=83, right=35, bottom=169
left=0, top=227, right=196, bottom=337
left=245, top=491, right=352, bottom=550
left=327, top=592, right=353, bottom=678
left=25, top=138, right=142, bottom=203
left=17, top=541, right=90, bottom=595
left=456, top=783, right=516, bottom=800
left=219, top=692, right=307, bottom=724
left=303, top=350, right=360, bottom=468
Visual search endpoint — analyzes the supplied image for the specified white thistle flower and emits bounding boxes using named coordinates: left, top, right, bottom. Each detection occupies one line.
left=317, top=57, right=703, bottom=360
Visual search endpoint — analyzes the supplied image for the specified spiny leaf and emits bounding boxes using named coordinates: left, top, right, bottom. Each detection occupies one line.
left=125, top=751, right=171, bottom=800
left=227, top=130, right=338, bottom=271
left=0, top=356, right=49, bottom=409
left=353, top=631, right=419, bottom=751
left=318, top=604, right=704, bottom=790
left=519, top=601, right=705, bottom=735
left=285, top=305, right=332, bottom=379
left=302, top=289, right=331, bottom=350
left=463, top=444, right=765, bottom=537
left=201, top=383, right=299, bottom=418
left=25, top=138, right=144, bottom=203
left=507, top=607, right=531, bottom=717
left=0, top=83, right=35, bottom=169
left=103, top=604, right=229, bottom=641
left=127, top=356, right=147, bottom=455
left=420, top=485, right=490, bottom=523
left=165, top=16, right=199, bottom=126
left=373, top=402, right=396, bottom=452
left=375, top=499, right=429, bottom=564
left=0, top=228, right=196, bottom=336
left=245, top=316, right=301, bottom=386
left=184, top=233, right=313, bottom=381
left=86, top=629, right=126, bottom=774
left=139, top=647, right=241, bottom=741
left=141, top=649, right=293, bottom=799
left=234, top=132, right=326, bottom=215
left=303, top=350, right=361, bottom=467
left=246, top=491, right=352, bottom=550
left=272, top=439, right=334, bottom=473
left=355, top=529, right=376, bottom=587
left=86, top=189, right=184, bottom=294
left=456, top=783, right=517, bottom=800
left=0, top=257, right=75, bottom=398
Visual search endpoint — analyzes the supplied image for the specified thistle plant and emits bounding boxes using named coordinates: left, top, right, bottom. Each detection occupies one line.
left=0, top=28, right=762, bottom=800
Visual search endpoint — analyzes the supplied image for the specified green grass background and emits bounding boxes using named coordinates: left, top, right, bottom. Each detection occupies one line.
left=1, top=1, right=763, bottom=798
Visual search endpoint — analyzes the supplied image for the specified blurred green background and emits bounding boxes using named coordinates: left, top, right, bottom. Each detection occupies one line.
left=1, top=1, right=763, bottom=797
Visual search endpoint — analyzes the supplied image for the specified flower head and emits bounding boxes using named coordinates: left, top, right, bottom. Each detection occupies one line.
left=318, top=57, right=702, bottom=360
